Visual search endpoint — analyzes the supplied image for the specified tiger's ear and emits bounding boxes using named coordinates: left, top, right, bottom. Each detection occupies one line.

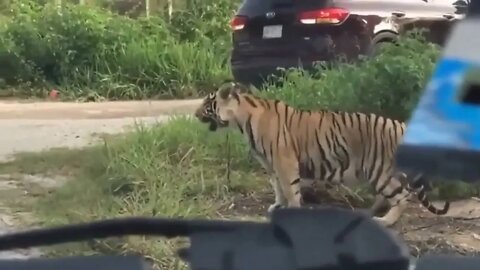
left=218, top=82, right=234, bottom=99
left=218, top=81, right=252, bottom=100
left=232, top=82, right=252, bottom=95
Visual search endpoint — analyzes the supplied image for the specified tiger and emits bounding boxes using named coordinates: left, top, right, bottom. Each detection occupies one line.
left=194, top=81, right=450, bottom=227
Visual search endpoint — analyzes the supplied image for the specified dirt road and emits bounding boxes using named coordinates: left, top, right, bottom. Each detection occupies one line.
left=0, top=99, right=202, bottom=258
left=0, top=100, right=202, bottom=162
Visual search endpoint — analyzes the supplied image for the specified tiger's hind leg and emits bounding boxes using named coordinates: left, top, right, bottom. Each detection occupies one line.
left=371, top=174, right=412, bottom=227
left=370, top=194, right=391, bottom=216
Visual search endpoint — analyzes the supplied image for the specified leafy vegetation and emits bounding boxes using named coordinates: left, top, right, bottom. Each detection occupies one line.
left=260, top=32, right=441, bottom=121
left=0, top=0, right=238, bottom=99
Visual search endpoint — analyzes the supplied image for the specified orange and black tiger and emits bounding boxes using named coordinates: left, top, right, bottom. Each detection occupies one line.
left=194, top=82, right=449, bottom=227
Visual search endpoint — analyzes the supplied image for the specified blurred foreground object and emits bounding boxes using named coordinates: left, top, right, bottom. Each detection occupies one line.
left=0, top=208, right=480, bottom=269
left=396, top=0, right=480, bottom=182
left=0, top=208, right=411, bottom=270
left=0, top=255, right=151, bottom=270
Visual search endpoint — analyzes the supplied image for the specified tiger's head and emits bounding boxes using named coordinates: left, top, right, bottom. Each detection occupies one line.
left=194, top=81, right=252, bottom=131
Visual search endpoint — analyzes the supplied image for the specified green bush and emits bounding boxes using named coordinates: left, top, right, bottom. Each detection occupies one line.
left=261, top=32, right=441, bottom=121
left=0, top=0, right=237, bottom=99
left=168, top=0, right=237, bottom=46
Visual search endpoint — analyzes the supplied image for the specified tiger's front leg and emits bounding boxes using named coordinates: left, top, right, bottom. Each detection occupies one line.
left=273, top=153, right=303, bottom=209
left=267, top=176, right=287, bottom=213
left=251, top=153, right=287, bottom=213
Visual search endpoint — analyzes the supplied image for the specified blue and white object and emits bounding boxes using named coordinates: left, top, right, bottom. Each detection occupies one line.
left=395, top=18, right=480, bottom=182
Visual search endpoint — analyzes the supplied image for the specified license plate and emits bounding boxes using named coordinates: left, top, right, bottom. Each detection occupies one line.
left=262, top=25, right=282, bottom=39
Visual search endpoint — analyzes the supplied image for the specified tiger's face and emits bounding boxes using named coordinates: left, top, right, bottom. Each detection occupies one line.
left=194, top=92, right=228, bottom=131
left=194, top=82, right=252, bottom=131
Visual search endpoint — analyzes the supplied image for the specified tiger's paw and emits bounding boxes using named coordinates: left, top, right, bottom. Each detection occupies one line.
left=372, top=216, right=396, bottom=227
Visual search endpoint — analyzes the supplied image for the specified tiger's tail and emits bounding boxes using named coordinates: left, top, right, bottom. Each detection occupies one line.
left=408, top=174, right=450, bottom=215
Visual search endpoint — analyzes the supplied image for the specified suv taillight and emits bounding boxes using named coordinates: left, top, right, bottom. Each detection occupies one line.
left=298, top=7, right=350, bottom=25
left=230, top=15, right=247, bottom=31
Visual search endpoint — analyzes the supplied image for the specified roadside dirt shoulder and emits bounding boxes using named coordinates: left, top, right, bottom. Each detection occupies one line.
left=0, top=100, right=201, bottom=162
left=0, top=99, right=202, bottom=119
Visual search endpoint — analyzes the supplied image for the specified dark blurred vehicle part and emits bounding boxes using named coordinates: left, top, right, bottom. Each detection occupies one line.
left=230, top=0, right=467, bottom=87
left=0, top=255, right=151, bottom=270
left=1, top=207, right=480, bottom=270
left=0, top=208, right=411, bottom=270
left=416, top=255, right=480, bottom=270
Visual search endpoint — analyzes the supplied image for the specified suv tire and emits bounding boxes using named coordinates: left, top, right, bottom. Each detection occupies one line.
left=369, top=31, right=399, bottom=58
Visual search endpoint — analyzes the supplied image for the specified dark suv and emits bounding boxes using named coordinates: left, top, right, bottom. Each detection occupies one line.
left=229, top=0, right=468, bottom=87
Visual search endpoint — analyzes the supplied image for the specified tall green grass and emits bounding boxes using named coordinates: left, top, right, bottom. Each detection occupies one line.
left=0, top=0, right=238, bottom=99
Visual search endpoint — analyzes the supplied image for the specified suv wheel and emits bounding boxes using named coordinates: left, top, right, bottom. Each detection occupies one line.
left=369, top=31, right=398, bottom=58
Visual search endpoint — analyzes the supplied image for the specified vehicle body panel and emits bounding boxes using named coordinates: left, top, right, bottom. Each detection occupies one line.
left=230, top=0, right=467, bottom=86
